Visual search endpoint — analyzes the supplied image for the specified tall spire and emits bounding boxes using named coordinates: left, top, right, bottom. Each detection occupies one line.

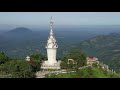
left=46, top=16, right=58, bottom=49
left=50, top=16, right=54, bottom=36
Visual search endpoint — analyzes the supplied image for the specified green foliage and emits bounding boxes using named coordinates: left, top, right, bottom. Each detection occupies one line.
left=30, top=53, right=45, bottom=61
left=0, top=60, right=35, bottom=78
left=60, top=49, right=86, bottom=71
left=60, top=60, right=68, bottom=69
left=0, top=51, right=9, bottom=64
left=0, top=52, right=44, bottom=78
left=92, top=63, right=98, bottom=67
left=30, top=60, right=41, bottom=72
left=30, top=53, right=47, bottom=72
left=47, top=72, right=78, bottom=78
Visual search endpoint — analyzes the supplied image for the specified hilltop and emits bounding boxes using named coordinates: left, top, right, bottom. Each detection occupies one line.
left=7, top=27, right=32, bottom=34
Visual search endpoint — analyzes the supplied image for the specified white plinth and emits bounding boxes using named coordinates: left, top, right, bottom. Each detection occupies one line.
left=41, top=60, right=61, bottom=69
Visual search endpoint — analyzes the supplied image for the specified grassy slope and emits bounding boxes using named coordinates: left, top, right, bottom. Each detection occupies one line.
left=47, top=66, right=120, bottom=78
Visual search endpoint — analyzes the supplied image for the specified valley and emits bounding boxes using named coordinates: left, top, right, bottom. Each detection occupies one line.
left=0, top=25, right=120, bottom=72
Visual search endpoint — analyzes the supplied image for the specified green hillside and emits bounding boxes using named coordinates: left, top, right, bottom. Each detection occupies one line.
left=63, top=32, right=120, bottom=73
left=47, top=66, right=120, bottom=78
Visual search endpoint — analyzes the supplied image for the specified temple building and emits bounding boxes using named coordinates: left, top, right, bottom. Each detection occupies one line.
left=41, top=17, right=61, bottom=70
left=86, top=56, right=99, bottom=65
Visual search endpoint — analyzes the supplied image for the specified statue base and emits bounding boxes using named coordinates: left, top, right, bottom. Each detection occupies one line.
left=41, top=60, right=61, bottom=70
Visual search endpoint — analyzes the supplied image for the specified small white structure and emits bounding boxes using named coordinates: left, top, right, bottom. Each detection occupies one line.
left=67, top=59, right=76, bottom=64
left=41, top=16, right=61, bottom=70
left=25, top=56, right=30, bottom=61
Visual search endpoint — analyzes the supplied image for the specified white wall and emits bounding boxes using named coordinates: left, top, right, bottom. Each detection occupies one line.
left=47, top=48, right=57, bottom=65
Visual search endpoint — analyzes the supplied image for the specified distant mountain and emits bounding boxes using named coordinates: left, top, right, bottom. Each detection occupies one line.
left=6, top=27, right=32, bottom=35
left=2, top=27, right=33, bottom=41
left=0, top=27, right=100, bottom=59
left=64, top=32, right=120, bottom=72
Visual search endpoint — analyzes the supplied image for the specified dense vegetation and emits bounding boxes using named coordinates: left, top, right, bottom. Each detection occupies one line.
left=60, top=49, right=86, bottom=71
left=46, top=49, right=120, bottom=78
left=0, top=49, right=120, bottom=78
left=0, top=51, right=46, bottom=78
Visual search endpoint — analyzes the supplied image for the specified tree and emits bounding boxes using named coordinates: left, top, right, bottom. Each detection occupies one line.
left=60, top=55, right=67, bottom=69
left=30, top=53, right=47, bottom=72
left=30, top=53, right=43, bottom=61
left=67, top=49, right=86, bottom=71
left=60, top=60, right=68, bottom=69
left=61, top=49, right=87, bottom=71
left=0, top=60, right=36, bottom=78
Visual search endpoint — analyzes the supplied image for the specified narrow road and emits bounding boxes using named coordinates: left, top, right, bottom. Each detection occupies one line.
left=36, top=71, right=49, bottom=78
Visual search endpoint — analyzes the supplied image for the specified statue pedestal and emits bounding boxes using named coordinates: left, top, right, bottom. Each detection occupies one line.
left=41, top=60, right=61, bottom=70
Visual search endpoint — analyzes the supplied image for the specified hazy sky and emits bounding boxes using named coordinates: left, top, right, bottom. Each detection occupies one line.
left=0, top=12, right=120, bottom=29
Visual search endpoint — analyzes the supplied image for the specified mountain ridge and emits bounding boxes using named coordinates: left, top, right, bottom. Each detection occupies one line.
left=63, top=32, right=120, bottom=72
